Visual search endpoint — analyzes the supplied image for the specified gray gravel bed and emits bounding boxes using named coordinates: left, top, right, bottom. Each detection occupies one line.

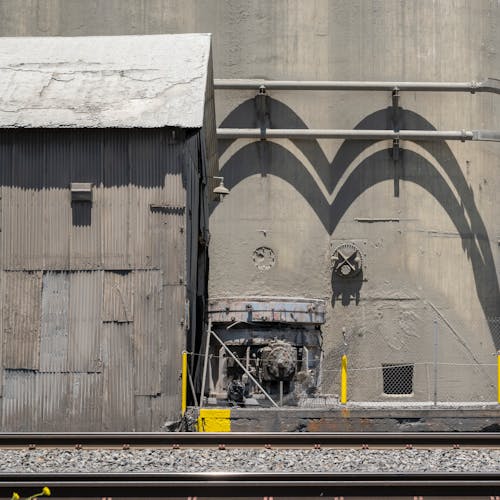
left=0, top=448, right=499, bottom=473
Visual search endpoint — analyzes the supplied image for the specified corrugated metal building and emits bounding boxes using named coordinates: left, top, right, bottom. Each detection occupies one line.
left=0, top=34, right=217, bottom=430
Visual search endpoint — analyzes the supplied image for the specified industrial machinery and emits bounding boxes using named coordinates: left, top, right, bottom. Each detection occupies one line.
left=206, top=298, right=325, bottom=406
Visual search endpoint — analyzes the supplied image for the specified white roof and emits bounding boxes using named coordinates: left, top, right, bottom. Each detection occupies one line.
left=0, top=34, right=212, bottom=128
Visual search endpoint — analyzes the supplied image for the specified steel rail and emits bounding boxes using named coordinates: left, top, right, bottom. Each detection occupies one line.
left=0, top=432, right=499, bottom=447
left=214, top=77, right=500, bottom=94
left=0, top=472, right=498, bottom=497
left=216, top=128, right=500, bottom=142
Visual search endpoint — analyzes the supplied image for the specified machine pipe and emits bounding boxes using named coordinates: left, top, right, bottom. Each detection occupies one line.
left=217, top=128, right=480, bottom=141
left=214, top=78, right=500, bottom=94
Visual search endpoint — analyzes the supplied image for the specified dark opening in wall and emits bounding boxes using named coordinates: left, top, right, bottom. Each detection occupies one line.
left=382, top=363, right=414, bottom=395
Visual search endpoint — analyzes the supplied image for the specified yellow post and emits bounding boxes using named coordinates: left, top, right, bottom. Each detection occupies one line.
left=497, top=351, right=500, bottom=404
left=181, top=351, right=188, bottom=416
left=341, top=354, right=347, bottom=404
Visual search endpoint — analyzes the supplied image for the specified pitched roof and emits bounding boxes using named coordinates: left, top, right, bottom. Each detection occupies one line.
left=0, top=34, right=212, bottom=128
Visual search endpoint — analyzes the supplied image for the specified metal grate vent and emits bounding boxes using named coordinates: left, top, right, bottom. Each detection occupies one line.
left=382, top=363, right=414, bottom=395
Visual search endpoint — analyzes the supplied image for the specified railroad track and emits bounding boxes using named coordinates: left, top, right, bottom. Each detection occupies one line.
left=0, top=471, right=499, bottom=498
left=0, top=433, right=498, bottom=498
left=0, top=431, right=498, bottom=448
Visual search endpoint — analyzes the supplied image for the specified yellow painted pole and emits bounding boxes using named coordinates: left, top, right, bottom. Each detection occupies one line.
left=181, top=351, right=188, bottom=416
left=340, top=354, right=347, bottom=404
left=497, top=351, right=500, bottom=404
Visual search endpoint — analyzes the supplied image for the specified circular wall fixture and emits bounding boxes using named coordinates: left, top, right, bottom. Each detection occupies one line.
left=253, top=246, right=276, bottom=271
left=331, top=242, right=363, bottom=278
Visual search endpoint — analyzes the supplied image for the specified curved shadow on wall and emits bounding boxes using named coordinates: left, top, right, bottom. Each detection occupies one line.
left=215, top=98, right=500, bottom=346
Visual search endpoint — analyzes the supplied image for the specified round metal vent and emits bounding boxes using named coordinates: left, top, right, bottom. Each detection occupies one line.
left=331, top=242, right=363, bottom=278
left=253, top=247, right=276, bottom=271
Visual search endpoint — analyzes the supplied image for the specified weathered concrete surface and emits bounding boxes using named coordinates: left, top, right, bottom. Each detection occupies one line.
left=0, top=1, right=499, bottom=404
left=225, top=408, right=500, bottom=432
left=0, top=34, right=211, bottom=127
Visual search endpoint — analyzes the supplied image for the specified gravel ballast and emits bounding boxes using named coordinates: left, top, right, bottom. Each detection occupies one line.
left=0, top=448, right=498, bottom=473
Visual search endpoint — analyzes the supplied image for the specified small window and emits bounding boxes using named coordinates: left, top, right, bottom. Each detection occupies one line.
left=382, top=363, right=414, bottom=395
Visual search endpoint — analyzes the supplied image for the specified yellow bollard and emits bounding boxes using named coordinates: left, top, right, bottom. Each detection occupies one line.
left=341, top=354, right=347, bottom=404
left=497, top=351, right=500, bottom=404
left=181, top=351, right=188, bottom=416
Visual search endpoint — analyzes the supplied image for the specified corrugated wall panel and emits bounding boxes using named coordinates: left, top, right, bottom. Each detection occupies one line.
left=2, top=271, right=42, bottom=370
left=69, top=186, right=103, bottom=269
left=102, top=322, right=134, bottom=430
left=134, top=395, right=152, bottom=431
left=3, top=131, right=46, bottom=269
left=44, top=132, right=72, bottom=269
left=37, top=372, right=70, bottom=431
left=164, top=211, right=187, bottom=285
left=159, top=284, right=186, bottom=422
left=128, top=130, right=186, bottom=270
left=68, top=131, right=103, bottom=270
left=103, top=271, right=133, bottom=323
left=69, top=373, right=102, bottom=430
left=67, top=271, right=103, bottom=372
left=39, top=271, right=69, bottom=372
left=133, top=270, right=162, bottom=395
left=103, top=131, right=130, bottom=269
left=2, top=369, right=37, bottom=431
left=3, top=188, right=45, bottom=270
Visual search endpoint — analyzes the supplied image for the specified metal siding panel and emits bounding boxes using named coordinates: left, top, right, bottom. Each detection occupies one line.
left=103, top=131, right=130, bottom=269
left=4, top=131, right=45, bottom=269
left=2, top=369, right=37, bottom=431
left=133, top=270, right=162, bottom=396
left=129, top=130, right=185, bottom=270
left=158, top=284, right=185, bottom=422
left=103, top=271, right=133, bottom=323
left=134, top=395, right=152, bottom=431
left=69, top=131, right=103, bottom=270
left=2, top=271, right=41, bottom=370
left=37, top=372, right=70, bottom=431
left=44, top=132, right=72, bottom=269
left=164, top=210, right=186, bottom=285
left=67, top=271, right=103, bottom=372
left=102, top=322, right=134, bottom=431
left=39, top=271, right=69, bottom=372
left=69, top=373, right=102, bottom=430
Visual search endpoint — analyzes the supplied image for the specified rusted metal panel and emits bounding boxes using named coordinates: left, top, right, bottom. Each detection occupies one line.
left=103, top=271, right=133, bottom=323
left=101, top=322, right=134, bottom=431
left=133, top=270, right=162, bottom=396
left=39, top=271, right=69, bottom=372
left=208, top=297, right=326, bottom=324
left=159, top=284, right=186, bottom=421
left=2, top=271, right=42, bottom=370
left=67, top=271, right=103, bottom=372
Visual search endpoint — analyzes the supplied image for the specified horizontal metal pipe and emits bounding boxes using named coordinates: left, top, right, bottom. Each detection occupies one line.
left=217, top=128, right=476, bottom=141
left=214, top=78, right=500, bottom=94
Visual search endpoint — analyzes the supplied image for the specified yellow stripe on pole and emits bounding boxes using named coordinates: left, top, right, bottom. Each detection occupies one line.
left=181, top=351, right=188, bottom=416
left=341, top=354, right=347, bottom=404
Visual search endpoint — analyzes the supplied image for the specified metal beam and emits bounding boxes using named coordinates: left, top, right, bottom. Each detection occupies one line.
left=214, top=78, right=500, bottom=94
left=217, top=128, right=500, bottom=142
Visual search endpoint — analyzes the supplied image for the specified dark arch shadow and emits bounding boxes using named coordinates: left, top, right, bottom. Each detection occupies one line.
left=215, top=98, right=500, bottom=346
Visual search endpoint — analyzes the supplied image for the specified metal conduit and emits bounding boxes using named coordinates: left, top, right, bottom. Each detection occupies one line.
left=214, top=78, right=500, bottom=93
left=216, top=128, right=500, bottom=142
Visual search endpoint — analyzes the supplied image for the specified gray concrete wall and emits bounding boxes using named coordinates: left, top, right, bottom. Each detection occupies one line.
left=1, top=0, right=499, bottom=403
